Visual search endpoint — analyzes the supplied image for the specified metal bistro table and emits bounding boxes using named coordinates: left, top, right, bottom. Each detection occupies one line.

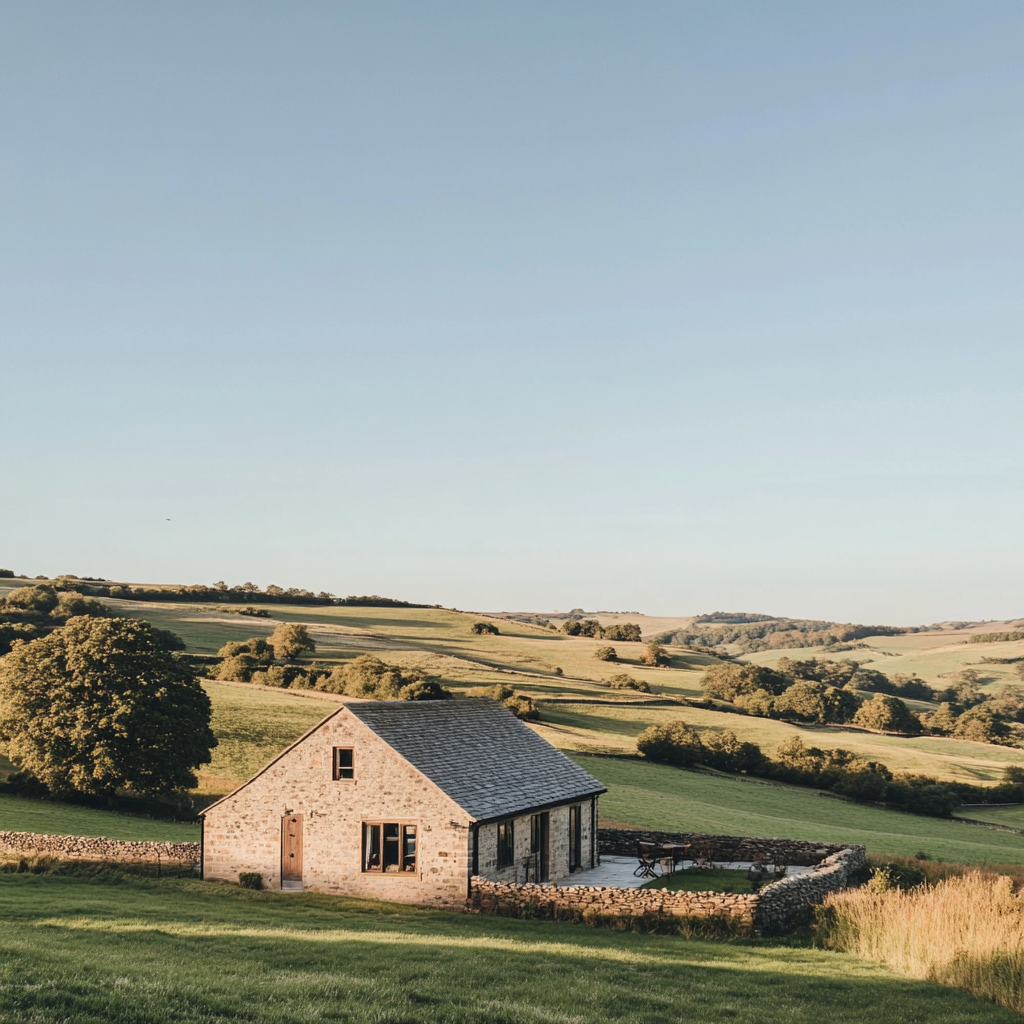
left=634, top=841, right=691, bottom=879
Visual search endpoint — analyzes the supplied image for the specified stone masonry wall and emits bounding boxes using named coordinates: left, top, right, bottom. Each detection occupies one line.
left=201, top=704, right=474, bottom=906
left=0, top=831, right=200, bottom=867
left=472, top=831, right=866, bottom=935
left=598, top=827, right=845, bottom=865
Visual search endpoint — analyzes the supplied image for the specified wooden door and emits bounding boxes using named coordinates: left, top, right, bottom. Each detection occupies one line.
left=281, top=814, right=303, bottom=882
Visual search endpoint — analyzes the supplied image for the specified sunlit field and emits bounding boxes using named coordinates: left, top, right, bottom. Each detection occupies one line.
left=1, top=873, right=1019, bottom=1024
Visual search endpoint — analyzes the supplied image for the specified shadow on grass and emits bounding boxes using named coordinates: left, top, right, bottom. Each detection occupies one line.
left=1, top=874, right=1018, bottom=1024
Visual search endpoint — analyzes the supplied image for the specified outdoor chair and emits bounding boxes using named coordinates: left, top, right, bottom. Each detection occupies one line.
left=633, top=842, right=661, bottom=879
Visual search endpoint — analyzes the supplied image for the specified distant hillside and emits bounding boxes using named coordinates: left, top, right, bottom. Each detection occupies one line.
left=660, top=615, right=924, bottom=654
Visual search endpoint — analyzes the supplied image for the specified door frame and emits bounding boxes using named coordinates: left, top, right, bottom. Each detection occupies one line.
left=281, top=813, right=303, bottom=886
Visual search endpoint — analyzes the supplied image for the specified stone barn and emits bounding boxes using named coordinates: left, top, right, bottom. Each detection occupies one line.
left=200, top=698, right=606, bottom=905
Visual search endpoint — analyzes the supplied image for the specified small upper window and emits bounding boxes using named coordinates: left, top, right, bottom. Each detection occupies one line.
left=333, top=747, right=354, bottom=780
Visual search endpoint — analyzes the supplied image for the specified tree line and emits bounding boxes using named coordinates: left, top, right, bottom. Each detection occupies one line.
left=0, top=584, right=117, bottom=655
left=666, top=616, right=923, bottom=654
left=3, top=573, right=437, bottom=610
left=561, top=619, right=642, bottom=641
left=636, top=722, right=1024, bottom=817
left=699, top=658, right=1024, bottom=746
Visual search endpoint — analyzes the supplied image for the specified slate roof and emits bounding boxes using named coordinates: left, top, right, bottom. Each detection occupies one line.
left=346, top=698, right=606, bottom=823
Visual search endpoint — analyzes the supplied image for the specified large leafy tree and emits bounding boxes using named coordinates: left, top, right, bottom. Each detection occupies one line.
left=0, top=616, right=216, bottom=797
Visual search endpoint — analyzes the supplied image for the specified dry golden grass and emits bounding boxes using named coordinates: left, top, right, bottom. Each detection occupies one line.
left=821, top=872, right=1024, bottom=1013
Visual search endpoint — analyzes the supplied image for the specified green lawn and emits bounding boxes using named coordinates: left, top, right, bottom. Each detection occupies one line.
left=0, top=874, right=1017, bottom=1024
left=578, top=755, right=1024, bottom=866
left=0, top=794, right=199, bottom=843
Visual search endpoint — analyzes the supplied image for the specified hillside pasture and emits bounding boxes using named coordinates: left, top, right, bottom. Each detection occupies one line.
left=578, top=755, right=1024, bottom=866
left=1, top=873, right=1018, bottom=1024
left=537, top=702, right=1024, bottom=784
left=0, top=794, right=199, bottom=842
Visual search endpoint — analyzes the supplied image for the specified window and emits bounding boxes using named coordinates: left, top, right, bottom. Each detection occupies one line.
left=496, top=819, right=514, bottom=869
left=362, top=822, right=416, bottom=873
left=569, top=805, right=582, bottom=871
left=530, top=814, right=542, bottom=855
left=333, top=747, right=354, bottom=780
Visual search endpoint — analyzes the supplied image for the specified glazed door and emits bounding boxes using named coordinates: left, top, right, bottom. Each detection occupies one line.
left=281, top=814, right=303, bottom=883
left=539, top=812, right=550, bottom=882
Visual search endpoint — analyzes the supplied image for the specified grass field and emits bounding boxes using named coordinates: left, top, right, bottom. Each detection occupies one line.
left=201, top=680, right=341, bottom=793
left=952, top=805, right=1024, bottom=829
left=578, top=756, right=1024, bottom=865
left=1, top=873, right=1018, bottom=1024
left=0, top=794, right=199, bottom=842
left=539, top=703, right=1024, bottom=784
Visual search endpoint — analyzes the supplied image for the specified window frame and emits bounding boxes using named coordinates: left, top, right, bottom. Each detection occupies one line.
left=333, top=747, right=354, bottom=780
left=496, top=819, right=515, bottom=869
left=361, top=820, right=418, bottom=875
left=569, top=804, right=582, bottom=872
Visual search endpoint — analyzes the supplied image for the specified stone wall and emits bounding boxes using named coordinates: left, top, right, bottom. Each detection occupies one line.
left=0, top=831, right=200, bottom=867
left=754, top=846, right=866, bottom=933
left=472, top=831, right=866, bottom=935
left=471, top=877, right=759, bottom=929
left=201, top=705, right=474, bottom=906
left=599, top=828, right=845, bottom=866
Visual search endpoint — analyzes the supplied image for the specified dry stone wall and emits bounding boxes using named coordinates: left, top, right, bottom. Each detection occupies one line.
left=599, top=827, right=845, bottom=866
left=471, top=877, right=759, bottom=929
left=473, top=830, right=866, bottom=935
left=0, top=831, right=200, bottom=867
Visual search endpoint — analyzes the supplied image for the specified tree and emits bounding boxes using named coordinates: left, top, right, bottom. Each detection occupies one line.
left=853, top=693, right=921, bottom=735
left=269, top=623, right=315, bottom=660
left=700, top=730, right=764, bottom=773
left=471, top=621, right=499, bottom=635
left=320, top=654, right=450, bottom=700
left=0, top=616, right=216, bottom=797
left=636, top=721, right=704, bottom=767
left=701, top=662, right=789, bottom=701
left=921, top=702, right=961, bottom=735
left=952, top=705, right=1011, bottom=744
left=639, top=642, right=668, bottom=666
left=774, top=680, right=860, bottom=724
left=603, top=623, right=642, bottom=642
left=594, top=646, right=617, bottom=661
left=735, top=688, right=776, bottom=717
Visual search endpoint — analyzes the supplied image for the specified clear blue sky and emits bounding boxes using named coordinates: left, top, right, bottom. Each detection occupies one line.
left=2, top=2, right=1021, bottom=623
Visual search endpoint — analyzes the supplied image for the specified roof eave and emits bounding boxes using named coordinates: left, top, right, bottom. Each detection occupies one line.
left=468, top=786, right=608, bottom=827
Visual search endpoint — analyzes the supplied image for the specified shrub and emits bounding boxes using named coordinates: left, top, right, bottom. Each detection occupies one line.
left=238, top=871, right=263, bottom=890
left=398, top=678, right=452, bottom=701
left=604, top=673, right=651, bottom=693
left=502, top=695, right=539, bottom=721
left=639, top=642, right=669, bottom=667
left=594, top=646, right=617, bottom=661
left=216, top=654, right=260, bottom=682
left=471, top=621, right=499, bottom=635
left=553, top=667, right=563, bottom=676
